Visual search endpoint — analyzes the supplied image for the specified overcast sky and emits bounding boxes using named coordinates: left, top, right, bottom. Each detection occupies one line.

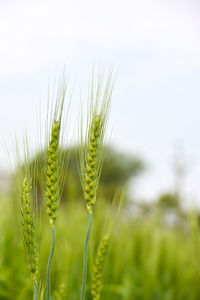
left=0, top=0, right=200, bottom=203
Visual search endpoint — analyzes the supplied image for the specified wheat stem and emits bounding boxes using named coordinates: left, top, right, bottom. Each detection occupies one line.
left=34, top=281, right=39, bottom=300
left=81, top=211, right=93, bottom=300
left=46, top=225, right=56, bottom=300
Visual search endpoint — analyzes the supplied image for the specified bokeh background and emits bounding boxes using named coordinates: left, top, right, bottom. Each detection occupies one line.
left=0, top=0, right=200, bottom=203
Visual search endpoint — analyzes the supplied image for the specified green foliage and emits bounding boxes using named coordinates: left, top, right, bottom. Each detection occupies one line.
left=1, top=196, right=200, bottom=299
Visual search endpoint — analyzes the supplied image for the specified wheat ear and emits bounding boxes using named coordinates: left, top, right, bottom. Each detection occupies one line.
left=45, top=119, right=61, bottom=300
left=45, top=75, right=69, bottom=300
left=21, top=176, right=39, bottom=300
left=91, top=236, right=109, bottom=300
left=80, top=70, right=114, bottom=300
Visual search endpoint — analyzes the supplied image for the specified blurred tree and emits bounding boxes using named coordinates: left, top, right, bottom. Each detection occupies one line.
left=99, top=147, right=145, bottom=201
left=157, top=193, right=180, bottom=211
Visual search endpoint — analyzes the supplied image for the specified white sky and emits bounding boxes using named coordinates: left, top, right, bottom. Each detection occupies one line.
left=0, top=0, right=200, bottom=203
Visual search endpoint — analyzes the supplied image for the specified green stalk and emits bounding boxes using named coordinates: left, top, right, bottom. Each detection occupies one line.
left=46, top=225, right=56, bottom=300
left=81, top=211, right=93, bottom=300
left=34, top=281, right=38, bottom=300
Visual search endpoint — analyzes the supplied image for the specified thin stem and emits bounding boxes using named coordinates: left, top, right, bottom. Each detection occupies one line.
left=46, top=225, right=56, bottom=300
left=34, top=281, right=38, bottom=300
left=81, top=211, right=93, bottom=300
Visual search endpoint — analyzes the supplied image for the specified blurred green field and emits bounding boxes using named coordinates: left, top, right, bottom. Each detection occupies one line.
left=1, top=190, right=200, bottom=300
